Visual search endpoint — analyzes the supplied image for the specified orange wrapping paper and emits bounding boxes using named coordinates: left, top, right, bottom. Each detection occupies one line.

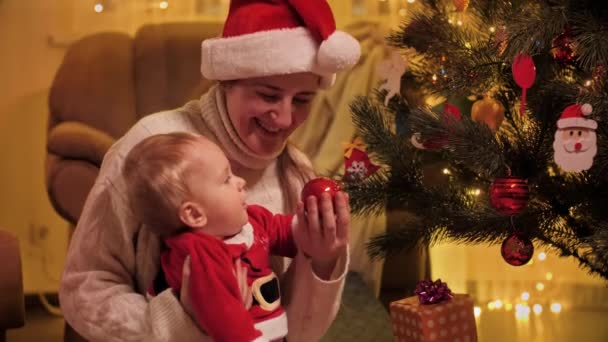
left=390, top=294, right=477, bottom=342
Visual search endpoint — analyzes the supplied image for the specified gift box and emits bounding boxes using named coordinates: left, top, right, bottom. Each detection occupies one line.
left=390, top=293, right=477, bottom=342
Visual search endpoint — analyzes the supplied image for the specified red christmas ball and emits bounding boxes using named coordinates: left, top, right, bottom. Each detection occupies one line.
left=490, top=177, right=529, bottom=215
left=501, top=232, right=534, bottom=266
left=551, top=28, right=576, bottom=65
left=301, top=177, right=341, bottom=202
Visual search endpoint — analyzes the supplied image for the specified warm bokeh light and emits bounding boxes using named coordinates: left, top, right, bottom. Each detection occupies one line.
left=585, top=79, right=592, bottom=87
left=487, top=301, right=496, bottom=310
left=442, top=168, right=451, bottom=175
left=494, top=299, right=503, bottom=309
left=159, top=1, right=169, bottom=9
left=94, top=3, right=104, bottom=13
left=489, top=26, right=496, bottom=32
left=399, top=8, right=407, bottom=16
left=536, top=282, right=545, bottom=291
left=550, top=303, right=562, bottom=313
left=521, top=292, right=530, bottom=301
left=474, top=306, right=482, bottom=318
left=533, top=304, right=543, bottom=315
left=407, top=0, right=416, bottom=3
left=538, top=252, right=547, bottom=261
left=457, top=20, right=463, bottom=26
left=505, top=303, right=513, bottom=311
left=515, top=304, right=530, bottom=319
left=546, top=272, right=553, bottom=281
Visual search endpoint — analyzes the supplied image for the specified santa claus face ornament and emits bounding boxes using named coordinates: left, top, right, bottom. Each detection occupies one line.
left=553, top=103, right=598, bottom=173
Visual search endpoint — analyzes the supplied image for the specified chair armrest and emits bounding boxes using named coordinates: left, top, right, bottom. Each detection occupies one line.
left=47, top=121, right=115, bottom=167
left=0, top=230, right=25, bottom=331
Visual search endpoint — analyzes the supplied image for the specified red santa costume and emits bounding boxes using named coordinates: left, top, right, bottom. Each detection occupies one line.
left=155, top=205, right=297, bottom=342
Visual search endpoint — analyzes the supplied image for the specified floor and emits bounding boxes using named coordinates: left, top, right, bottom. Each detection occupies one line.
left=6, top=297, right=608, bottom=341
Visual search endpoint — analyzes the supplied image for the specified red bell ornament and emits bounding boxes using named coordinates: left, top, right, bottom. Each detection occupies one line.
left=501, top=232, right=534, bottom=266
left=301, top=177, right=341, bottom=203
left=490, top=177, right=529, bottom=215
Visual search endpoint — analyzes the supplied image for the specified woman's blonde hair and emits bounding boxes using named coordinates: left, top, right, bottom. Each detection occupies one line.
left=123, top=132, right=203, bottom=236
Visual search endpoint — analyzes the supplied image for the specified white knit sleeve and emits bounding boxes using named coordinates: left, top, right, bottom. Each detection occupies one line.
left=281, top=248, right=350, bottom=342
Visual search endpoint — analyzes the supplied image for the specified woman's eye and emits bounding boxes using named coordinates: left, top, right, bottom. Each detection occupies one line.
left=258, top=92, right=279, bottom=102
left=293, top=97, right=310, bottom=105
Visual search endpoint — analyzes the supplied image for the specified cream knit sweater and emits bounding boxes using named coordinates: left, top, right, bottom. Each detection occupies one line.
left=59, top=86, right=348, bottom=342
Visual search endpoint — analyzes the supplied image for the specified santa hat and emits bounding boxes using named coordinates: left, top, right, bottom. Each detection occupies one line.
left=201, top=0, right=361, bottom=88
left=557, top=103, right=597, bottom=129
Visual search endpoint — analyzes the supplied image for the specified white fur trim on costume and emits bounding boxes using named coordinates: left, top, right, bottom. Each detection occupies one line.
left=317, top=31, right=361, bottom=72
left=201, top=27, right=341, bottom=88
left=254, top=311, right=288, bottom=341
left=557, top=117, right=598, bottom=130
left=224, top=222, right=254, bottom=248
left=581, top=103, right=593, bottom=115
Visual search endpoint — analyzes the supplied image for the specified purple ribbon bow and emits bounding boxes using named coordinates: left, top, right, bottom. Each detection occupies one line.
left=414, top=279, right=453, bottom=305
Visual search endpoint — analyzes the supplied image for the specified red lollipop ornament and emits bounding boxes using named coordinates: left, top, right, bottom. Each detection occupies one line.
left=301, top=177, right=341, bottom=204
left=512, top=54, right=536, bottom=115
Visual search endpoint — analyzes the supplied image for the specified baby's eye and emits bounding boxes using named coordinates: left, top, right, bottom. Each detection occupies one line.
left=569, top=130, right=574, bottom=136
left=578, top=131, right=583, bottom=136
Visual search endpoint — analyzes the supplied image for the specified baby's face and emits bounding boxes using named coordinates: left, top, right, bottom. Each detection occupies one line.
left=185, top=139, right=248, bottom=237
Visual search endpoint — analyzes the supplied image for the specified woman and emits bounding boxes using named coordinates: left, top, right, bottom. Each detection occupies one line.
left=59, top=0, right=361, bottom=341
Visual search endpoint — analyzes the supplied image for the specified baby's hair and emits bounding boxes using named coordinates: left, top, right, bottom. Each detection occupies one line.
left=123, top=132, right=205, bottom=236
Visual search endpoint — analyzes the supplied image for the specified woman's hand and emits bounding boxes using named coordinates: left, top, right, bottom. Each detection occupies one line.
left=180, top=257, right=253, bottom=314
left=294, top=191, right=350, bottom=280
left=234, top=259, right=253, bottom=310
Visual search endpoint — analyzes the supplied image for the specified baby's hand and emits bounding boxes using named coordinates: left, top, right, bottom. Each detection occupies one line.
left=293, top=191, right=350, bottom=279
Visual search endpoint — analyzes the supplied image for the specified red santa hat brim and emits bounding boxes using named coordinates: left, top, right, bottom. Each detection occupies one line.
left=201, top=27, right=358, bottom=88
left=557, top=117, right=598, bottom=130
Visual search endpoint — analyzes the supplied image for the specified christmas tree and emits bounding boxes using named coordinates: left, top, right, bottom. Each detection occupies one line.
left=345, top=0, right=608, bottom=279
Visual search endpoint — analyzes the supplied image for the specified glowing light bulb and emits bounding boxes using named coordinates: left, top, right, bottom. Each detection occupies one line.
left=550, top=303, right=562, bottom=313
left=457, top=20, right=463, bottom=26
left=487, top=302, right=496, bottom=310
left=505, top=303, right=513, bottom=311
left=533, top=304, right=543, bottom=315
left=448, top=19, right=454, bottom=24
left=546, top=272, right=553, bottom=281
left=585, top=79, right=592, bottom=87
left=521, top=292, right=530, bottom=301
left=159, top=1, right=169, bottom=9
left=494, top=300, right=504, bottom=309
left=489, top=26, right=496, bottom=33
left=538, top=252, right=546, bottom=261
left=407, top=0, right=416, bottom=3
left=474, top=306, right=482, bottom=318
left=536, top=282, right=545, bottom=291
left=94, top=3, right=104, bottom=12
left=442, top=168, right=451, bottom=175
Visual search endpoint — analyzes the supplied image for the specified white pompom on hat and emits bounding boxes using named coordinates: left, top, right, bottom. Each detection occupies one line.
left=201, top=0, right=361, bottom=88
left=556, top=103, right=597, bottom=130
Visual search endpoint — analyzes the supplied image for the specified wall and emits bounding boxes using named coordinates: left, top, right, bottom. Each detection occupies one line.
left=0, top=0, right=69, bottom=294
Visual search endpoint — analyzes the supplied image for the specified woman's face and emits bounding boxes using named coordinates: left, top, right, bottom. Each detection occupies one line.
left=224, top=72, right=319, bottom=156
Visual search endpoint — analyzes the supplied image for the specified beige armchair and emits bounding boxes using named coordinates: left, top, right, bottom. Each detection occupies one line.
left=47, top=22, right=221, bottom=225
left=0, top=229, right=25, bottom=342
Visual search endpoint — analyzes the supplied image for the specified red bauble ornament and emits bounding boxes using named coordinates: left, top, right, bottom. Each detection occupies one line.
left=551, top=28, right=576, bottom=65
left=301, top=177, right=341, bottom=202
left=490, top=177, right=529, bottom=215
left=501, top=232, right=534, bottom=266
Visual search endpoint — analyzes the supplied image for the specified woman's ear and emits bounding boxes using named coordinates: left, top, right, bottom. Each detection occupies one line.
left=179, top=201, right=207, bottom=228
